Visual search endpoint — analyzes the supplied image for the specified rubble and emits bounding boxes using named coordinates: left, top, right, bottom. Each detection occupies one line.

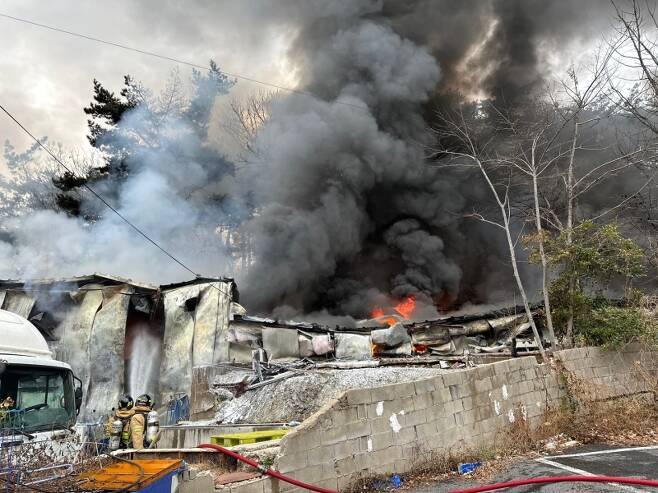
left=213, top=367, right=448, bottom=423
left=0, top=273, right=547, bottom=427
left=335, top=333, right=372, bottom=360
left=228, top=303, right=545, bottom=366
left=371, top=323, right=411, bottom=347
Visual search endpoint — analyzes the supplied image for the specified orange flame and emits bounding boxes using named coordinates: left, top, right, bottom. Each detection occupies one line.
left=371, top=308, right=384, bottom=318
left=394, top=295, right=416, bottom=319
left=370, top=295, right=416, bottom=326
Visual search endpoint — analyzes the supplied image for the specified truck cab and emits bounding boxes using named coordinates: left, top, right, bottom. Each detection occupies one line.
left=0, top=309, right=82, bottom=444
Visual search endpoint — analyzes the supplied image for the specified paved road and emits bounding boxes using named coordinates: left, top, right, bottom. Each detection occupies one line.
left=410, top=444, right=658, bottom=492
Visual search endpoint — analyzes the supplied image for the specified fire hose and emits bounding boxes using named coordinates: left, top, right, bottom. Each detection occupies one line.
left=199, top=443, right=658, bottom=493
left=448, top=475, right=658, bottom=492
left=198, top=443, right=339, bottom=493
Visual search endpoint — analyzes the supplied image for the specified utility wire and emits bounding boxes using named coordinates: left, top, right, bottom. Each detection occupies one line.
left=0, top=12, right=369, bottom=111
left=0, top=102, right=201, bottom=279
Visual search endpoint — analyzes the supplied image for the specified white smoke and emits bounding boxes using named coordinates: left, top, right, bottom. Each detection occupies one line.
left=0, top=90, right=236, bottom=283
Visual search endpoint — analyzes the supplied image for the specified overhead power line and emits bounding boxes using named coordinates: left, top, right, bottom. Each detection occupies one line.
left=0, top=12, right=369, bottom=111
left=0, top=102, right=201, bottom=279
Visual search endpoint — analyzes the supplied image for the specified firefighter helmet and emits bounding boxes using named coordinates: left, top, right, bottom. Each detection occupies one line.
left=136, top=394, right=153, bottom=409
left=118, top=394, right=134, bottom=410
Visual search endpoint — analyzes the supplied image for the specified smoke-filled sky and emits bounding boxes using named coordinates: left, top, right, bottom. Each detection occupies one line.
left=0, top=1, right=296, bottom=162
left=0, top=1, right=630, bottom=317
left=0, top=0, right=614, bottom=164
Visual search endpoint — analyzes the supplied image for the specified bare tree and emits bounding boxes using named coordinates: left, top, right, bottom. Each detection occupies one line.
left=486, top=104, right=570, bottom=351
left=433, top=75, right=654, bottom=351
left=223, top=90, right=279, bottom=164
left=433, top=107, right=548, bottom=359
left=609, top=0, right=658, bottom=135
left=1, top=141, right=100, bottom=217
left=554, top=51, right=658, bottom=343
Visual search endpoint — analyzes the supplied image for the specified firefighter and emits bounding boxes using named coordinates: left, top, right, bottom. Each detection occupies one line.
left=0, top=396, right=14, bottom=425
left=105, top=394, right=134, bottom=450
left=130, top=394, right=159, bottom=449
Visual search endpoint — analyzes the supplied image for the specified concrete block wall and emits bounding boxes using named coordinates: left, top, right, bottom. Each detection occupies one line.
left=273, top=355, right=562, bottom=492
left=554, top=345, right=658, bottom=399
left=223, top=346, right=655, bottom=493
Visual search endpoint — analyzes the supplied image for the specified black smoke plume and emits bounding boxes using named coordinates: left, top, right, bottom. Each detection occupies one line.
left=239, top=0, right=614, bottom=317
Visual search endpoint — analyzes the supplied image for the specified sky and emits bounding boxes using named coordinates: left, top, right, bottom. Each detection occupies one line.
left=0, top=0, right=642, bottom=306
left=0, top=0, right=608, bottom=169
left=0, top=1, right=620, bottom=170
left=0, top=1, right=296, bottom=167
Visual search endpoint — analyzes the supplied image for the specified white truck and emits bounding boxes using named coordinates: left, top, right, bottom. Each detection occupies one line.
left=0, top=308, right=82, bottom=446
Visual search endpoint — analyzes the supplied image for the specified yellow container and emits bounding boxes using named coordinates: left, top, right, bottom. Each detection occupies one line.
left=210, top=429, right=290, bottom=446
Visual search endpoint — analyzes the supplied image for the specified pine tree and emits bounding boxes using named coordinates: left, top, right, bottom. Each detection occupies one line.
left=52, top=76, right=139, bottom=216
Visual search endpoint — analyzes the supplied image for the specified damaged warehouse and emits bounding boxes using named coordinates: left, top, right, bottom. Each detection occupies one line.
left=0, top=274, right=238, bottom=422
left=193, top=303, right=545, bottom=423
left=0, top=274, right=543, bottom=425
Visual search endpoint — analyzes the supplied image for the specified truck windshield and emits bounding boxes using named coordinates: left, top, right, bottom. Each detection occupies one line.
left=0, top=365, right=75, bottom=433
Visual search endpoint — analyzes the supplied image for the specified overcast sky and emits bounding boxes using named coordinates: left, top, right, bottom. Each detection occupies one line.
left=0, top=1, right=621, bottom=171
left=0, top=1, right=298, bottom=167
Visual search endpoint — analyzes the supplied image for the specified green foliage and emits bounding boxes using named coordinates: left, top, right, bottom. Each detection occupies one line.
left=531, top=220, right=648, bottom=346
left=575, top=305, right=658, bottom=349
left=546, top=221, right=646, bottom=286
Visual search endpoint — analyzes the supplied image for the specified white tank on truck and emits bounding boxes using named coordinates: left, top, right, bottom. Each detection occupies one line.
left=0, top=309, right=82, bottom=446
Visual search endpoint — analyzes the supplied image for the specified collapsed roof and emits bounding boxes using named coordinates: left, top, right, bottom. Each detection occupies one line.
left=0, top=273, right=542, bottom=423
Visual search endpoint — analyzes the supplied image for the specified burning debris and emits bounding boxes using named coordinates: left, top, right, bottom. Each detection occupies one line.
left=200, top=302, right=543, bottom=424
left=0, top=273, right=543, bottom=430
left=229, top=301, right=543, bottom=364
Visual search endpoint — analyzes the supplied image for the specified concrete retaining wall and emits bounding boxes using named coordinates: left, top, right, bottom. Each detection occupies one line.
left=160, top=425, right=250, bottom=449
left=275, top=356, right=558, bottom=492
left=225, top=346, right=656, bottom=493
left=554, top=344, right=658, bottom=398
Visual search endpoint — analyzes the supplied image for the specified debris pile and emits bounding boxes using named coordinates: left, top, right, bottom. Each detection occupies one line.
left=197, top=305, right=547, bottom=424
left=229, top=304, right=544, bottom=365
left=212, top=367, right=448, bottom=424
left=0, top=273, right=545, bottom=428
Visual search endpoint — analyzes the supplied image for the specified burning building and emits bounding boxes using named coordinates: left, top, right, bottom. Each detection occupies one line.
left=0, top=274, right=238, bottom=422
left=0, top=273, right=541, bottom=424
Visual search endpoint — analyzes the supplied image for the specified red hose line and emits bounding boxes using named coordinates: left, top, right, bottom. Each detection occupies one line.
left=199, top=443, right=658, bottom=493
left=198, top=443, right=339, bottom=493
left=449, top=475, right=658, bottom=492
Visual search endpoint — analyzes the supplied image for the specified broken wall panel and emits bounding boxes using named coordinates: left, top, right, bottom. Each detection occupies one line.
left=159, top=285, right=201, bottom=404
left=212, top=282, right=233, bottom=365
left=263, top=327, right=300, bottom=360
left=56, top=285, right=103, bottom=412
left=192, top=281, right=233, bottom=367
left=335, top=333, right=371, bottom=360
left=84, top=285, right=132, bottom=422
left=312, top=335, right=334, bottom=356
left=228, top=342, right=254, bottom=364
left=2, top=292, right=36, bottom=319
left=228, top=321, right=262, bottom=348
